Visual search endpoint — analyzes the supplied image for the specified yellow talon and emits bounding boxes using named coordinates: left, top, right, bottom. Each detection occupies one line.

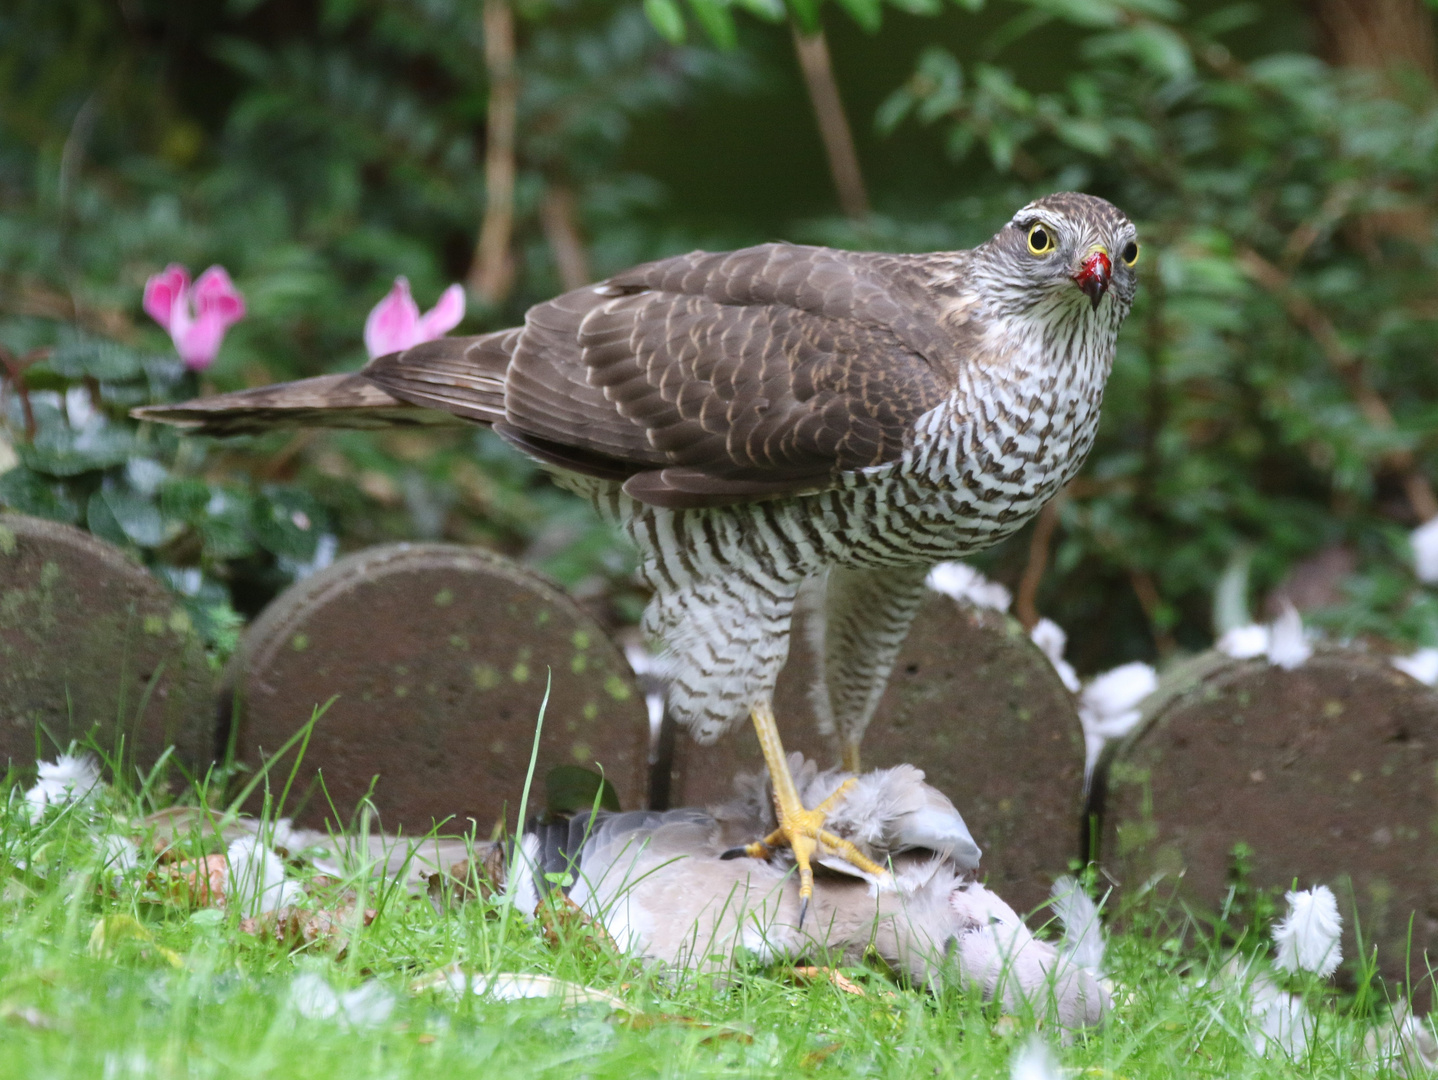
left=733, top=701, right=892, bottom=926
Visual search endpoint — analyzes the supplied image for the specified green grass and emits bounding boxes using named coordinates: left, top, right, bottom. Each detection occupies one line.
left=0, top=759, right=1426, bottom=1080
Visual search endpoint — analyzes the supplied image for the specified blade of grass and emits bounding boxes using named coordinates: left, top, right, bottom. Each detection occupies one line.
left=494, top=669, right=552, bottom=963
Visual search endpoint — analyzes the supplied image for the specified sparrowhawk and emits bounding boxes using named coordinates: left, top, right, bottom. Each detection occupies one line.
left=137, top=191, right=1139, bottom=914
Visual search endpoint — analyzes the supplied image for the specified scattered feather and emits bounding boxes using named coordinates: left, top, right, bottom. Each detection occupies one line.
left=623, top=641, right=668, bottom=741
left=1265, top=602, right=1313, bottom=670
left=1030, top=618, right=1080, bottom=692
left=1364, top=1002, right=1438, bottom=1078
left=1077, top=662, right=1157, bottom=781
left=290, top=972, right=395, bottom=1029
left=1412, top=517, right=1438, bottom=584
left=1247, top=967, right=1316, bottom=1059
left=1050, top=877, right=1106, bottom=976
left=99, top=835, right=140, bottom=885
left=1010, top=1036, right=1061, bottom=1080
left=1272, top=885, right=1342, bottom=977
left=1217, top=623, right=1270, bottom=660
left=1392, top=648, right=1438, bottom=687
left=225, top=836, right=306, bottom=917
left=926, top=562, right=1011, bottom=612
left=414, top=966, right=630, bottom=1011
left=25, top=754, right=102, bottom=819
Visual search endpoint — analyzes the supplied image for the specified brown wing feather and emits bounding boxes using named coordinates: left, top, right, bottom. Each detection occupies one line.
left=364, top=243, right=961, bottom=507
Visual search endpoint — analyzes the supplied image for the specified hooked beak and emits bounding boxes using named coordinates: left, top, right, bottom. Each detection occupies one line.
left=1073, top=248, right=1112, bottom=310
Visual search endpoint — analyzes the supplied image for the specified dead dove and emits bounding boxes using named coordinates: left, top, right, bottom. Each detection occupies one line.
left=509, top=758, right=1107, bottom=1030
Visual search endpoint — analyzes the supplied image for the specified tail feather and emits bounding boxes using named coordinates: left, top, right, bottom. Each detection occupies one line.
left=132, top=330, right=519, bottom=437
left=131, top=373, right=469, bottom=436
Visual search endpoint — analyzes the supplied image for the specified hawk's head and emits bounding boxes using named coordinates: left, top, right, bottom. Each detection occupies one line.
left=980, top=192, right=1139, bottom=319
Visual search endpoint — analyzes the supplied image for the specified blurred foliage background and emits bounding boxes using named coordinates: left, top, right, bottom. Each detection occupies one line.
left=1, top=0, right=1436, bottom=672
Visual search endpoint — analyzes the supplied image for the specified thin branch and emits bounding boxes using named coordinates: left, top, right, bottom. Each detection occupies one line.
left=791, top=24, right=869, bottom=220
left=1238, top=246, right=1438, bottom=522
left=1129, top=568, right=1177, bottom=657
left=0, top=345, right=45, bottom=442
left=467, top=0, right=519, bottom=305
left=1015, top=497, right=1062, bottom=631
left=539, top=184, right=591, bottom=291
left=0, top=275, right=135, bottom=341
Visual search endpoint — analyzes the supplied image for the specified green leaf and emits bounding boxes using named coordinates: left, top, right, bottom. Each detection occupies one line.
left=0, top=467, right=82, bottom=524
left=643, top=0, right=687, bottom=43
left=545, top=765, right=622, bottom=815
left=159, top=478, right=213, bottom=523
left=686, top=0, right=738, bottom=49
left=199, top=488, right=256, bottom=561
left=96, top=489, right=166, bottom=547
left=1083, top=24, right=1193, bottom=80
left=834, top=0, right=883, bottom=32
left=47, top=339, right=147, bottom=383
left=887, top=0, right=941, bottom=15
left=86, top=490, right=129, bottom=547
left=17, top=428, right=134, bottom=477
left=876, top=89, right=916, bottom=135
left=252, top=488, right=325, bottom=559
left=731, top=0, right=786, bottom=20
left=786, top=0, right=822, bottom=33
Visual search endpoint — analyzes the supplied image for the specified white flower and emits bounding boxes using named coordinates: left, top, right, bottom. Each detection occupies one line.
left=1272, top=885, right=1342, bottom=978
left=25, top=754, right=102, bottom=819
left=1030, top=618, right=1081, bottom=692
left=926, top=562, right=1011, bottom=612
left=1412, top=517, right=1438, bottom=584
left=225, top=836, right=305, bottom=916
left=1010, top=1037, right=1061, bottom=1080
left=1217, top=624, right=1270, bottom=660
left=1077, top=662, right=1158, bottom=780
left=1392, top=648, right=1438, bottom=687
left=290, top=972, right=395, bottom=1029
left=1265, top=602, right=1313, bottom=670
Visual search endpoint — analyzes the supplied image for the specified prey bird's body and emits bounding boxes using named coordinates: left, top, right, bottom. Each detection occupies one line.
left=139, top=192, right=1138, bottom=909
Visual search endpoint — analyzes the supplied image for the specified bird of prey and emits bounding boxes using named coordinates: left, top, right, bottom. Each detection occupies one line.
left=136, top=191, right=1139, bottom=915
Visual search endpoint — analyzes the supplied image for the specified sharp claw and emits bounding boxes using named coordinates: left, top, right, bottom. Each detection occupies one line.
left=720, top=841, right=771, bottom=861
left=798, top=895, right=809, bottom=931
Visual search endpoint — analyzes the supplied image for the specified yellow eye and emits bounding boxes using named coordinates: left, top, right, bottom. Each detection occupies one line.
left=1121, top=240, right=1140, bottom=266
left=1027, top=223, right=1056, bottom=256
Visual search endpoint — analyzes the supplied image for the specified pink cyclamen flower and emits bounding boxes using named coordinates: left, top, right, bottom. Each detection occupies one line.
left=364, top=277, right=466, bottom=359
left=143, top=264, right=246, bottom=371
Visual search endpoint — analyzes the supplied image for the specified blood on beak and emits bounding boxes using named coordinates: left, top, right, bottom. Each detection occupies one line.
left=1073, top=249, right=1112, bottom=310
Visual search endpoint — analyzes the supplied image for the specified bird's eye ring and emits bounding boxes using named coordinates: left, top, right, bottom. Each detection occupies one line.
left=1026, top=224, right=1055, bottom=256
left=1120, top=240, right=1140, bottom=266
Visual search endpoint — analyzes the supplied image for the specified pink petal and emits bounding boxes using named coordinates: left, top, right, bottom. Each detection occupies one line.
left=364, top=277, right=422, bottom=359
left=414, top=283, right=466, bottom=342
left=173, top=310, right=229, bottom=371
left=192, top=266, right=246, bottom=328
left=143, top=264, right=191, bottom=333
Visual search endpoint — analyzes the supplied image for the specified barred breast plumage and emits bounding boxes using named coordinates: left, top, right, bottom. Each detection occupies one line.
left=137, top=190, right=1138, bottom=782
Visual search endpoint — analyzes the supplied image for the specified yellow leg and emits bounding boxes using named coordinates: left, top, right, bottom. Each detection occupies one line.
left=840, top=739, right=862, bottom=774
left=723, top=700, right=889, bottom=926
